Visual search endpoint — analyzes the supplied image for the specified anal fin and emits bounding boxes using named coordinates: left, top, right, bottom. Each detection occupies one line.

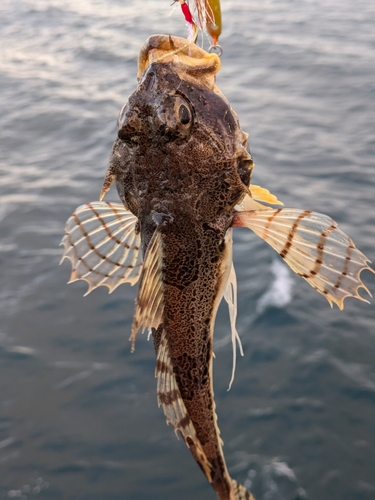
left=231, top=479, right=256, bottom=500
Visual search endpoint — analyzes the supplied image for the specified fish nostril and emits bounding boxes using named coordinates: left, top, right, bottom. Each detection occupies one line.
left=143, top=71, right=155, bottom=91
left=117, top=106, right=144, bottom=144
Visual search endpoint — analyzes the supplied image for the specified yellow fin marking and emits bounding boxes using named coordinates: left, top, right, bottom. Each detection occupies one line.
left=250, top=185, right=283, bottom=205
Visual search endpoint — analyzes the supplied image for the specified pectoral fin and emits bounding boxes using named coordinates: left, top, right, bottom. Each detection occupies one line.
left=60, top=202, right=142, bottom=295
left=155, top=329, right=212, bottom=481
left=233, top=208, right=374, bottom=309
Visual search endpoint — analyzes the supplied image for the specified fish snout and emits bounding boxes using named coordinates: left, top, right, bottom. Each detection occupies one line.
left=117, top=94, right=194, bottom=145
left=117, top=103, right=144, bottom=144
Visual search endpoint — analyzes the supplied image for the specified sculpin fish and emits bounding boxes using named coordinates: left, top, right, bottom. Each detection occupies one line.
left=61, top=35, right=373, bottom=500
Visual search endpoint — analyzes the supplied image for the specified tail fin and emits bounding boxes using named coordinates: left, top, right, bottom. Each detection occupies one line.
left=231, top=479, right=255, bottom=500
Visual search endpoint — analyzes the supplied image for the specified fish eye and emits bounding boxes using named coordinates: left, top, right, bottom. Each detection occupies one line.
left=178, top=104, right=191, bottom=125
left=237, top=158, right=253, bottom=187
left=157, top=96, right=193, bottom=138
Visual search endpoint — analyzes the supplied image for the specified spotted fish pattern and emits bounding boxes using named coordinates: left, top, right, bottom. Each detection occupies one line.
left=61, top=34, right=373, bottom=500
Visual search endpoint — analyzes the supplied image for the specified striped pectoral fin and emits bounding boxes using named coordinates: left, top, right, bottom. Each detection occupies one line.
left=60, top=201, right=142, bottom=295
left=233, top=209, right=374, bottom=309
left=130, top=230, right=164, bottom=351
left=155, top=330, right=212, bottom=482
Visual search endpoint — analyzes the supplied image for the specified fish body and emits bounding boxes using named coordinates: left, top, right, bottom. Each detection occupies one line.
left=111, top=35, right=253, bottom=499
left=61, top=35, right=373, bottom=500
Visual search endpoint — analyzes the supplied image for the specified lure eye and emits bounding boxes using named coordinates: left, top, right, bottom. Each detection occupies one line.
left=178, top=104, right=191, bottom=125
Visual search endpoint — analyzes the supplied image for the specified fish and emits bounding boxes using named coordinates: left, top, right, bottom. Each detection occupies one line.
left=60, top=34, right=373, bottom=500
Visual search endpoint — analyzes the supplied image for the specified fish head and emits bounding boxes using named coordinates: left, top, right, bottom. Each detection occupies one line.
left=102, top=35, right=253, bottom=243
left=117, top=65, right=196, bottom=147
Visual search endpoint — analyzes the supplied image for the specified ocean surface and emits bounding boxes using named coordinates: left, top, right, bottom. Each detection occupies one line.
left=1, top=1, right=375, bottom=499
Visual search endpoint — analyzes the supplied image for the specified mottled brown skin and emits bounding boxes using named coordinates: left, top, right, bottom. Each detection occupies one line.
left=107, top=37, right=253, bottom=500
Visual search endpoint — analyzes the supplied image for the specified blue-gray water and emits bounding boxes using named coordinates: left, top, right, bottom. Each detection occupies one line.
left=1, top=1, right=375, bottom=499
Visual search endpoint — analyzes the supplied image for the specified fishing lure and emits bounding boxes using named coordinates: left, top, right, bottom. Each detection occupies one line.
left=179, top=0, right=222, bottom=47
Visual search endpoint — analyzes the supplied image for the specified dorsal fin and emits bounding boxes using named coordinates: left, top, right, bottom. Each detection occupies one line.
left=155, top=329, right=212, bottom=481
left=130, top=231, right=164, bottom=352
left=233, top=208, right=374, bottom=309
left=60, top=201, right=142, bottom=295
